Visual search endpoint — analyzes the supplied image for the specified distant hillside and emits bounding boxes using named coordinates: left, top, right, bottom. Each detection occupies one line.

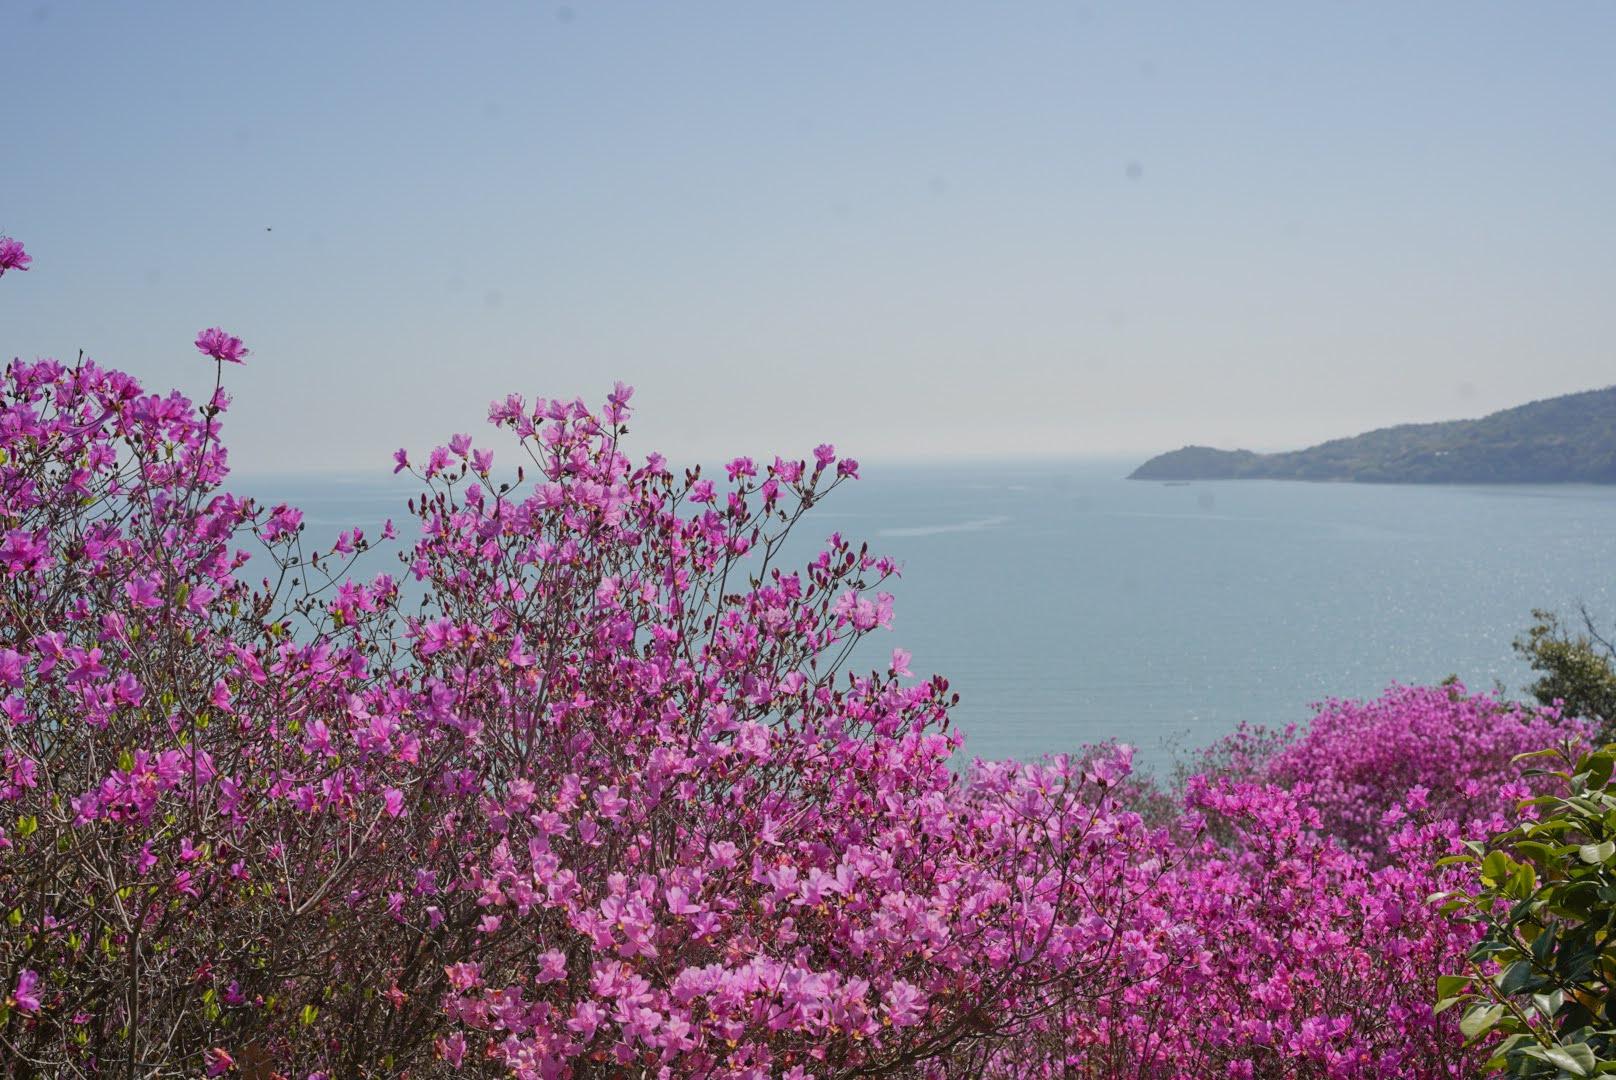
left=1129, top=386, right=1616, bottom=483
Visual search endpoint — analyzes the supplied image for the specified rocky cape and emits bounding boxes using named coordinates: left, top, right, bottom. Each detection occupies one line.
left=1130, top=386, right=1616, bottom=483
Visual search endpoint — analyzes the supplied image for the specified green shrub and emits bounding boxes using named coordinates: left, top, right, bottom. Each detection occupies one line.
left=1515, top=609, right=1616, bottom=739
left=1437, top=743, right=1616, bottom=1077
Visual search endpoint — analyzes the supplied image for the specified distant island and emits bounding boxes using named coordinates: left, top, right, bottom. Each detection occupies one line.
left=1129, top=386, right=1616, bottom=483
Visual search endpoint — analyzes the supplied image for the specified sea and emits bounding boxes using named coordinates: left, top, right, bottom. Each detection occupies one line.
left=243, top=462, right=1616, bottom=773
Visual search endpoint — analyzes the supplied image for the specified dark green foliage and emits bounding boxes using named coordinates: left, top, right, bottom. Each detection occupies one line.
left=1129, top=385, right=1616, bottom=482
left=1436, top=743, right=1616, bottom=1077
left=1515, top=608, right=1616, bottom=740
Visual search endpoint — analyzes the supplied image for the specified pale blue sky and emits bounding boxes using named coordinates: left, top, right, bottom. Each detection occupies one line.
left=3, top=2, right=1613, bottom=475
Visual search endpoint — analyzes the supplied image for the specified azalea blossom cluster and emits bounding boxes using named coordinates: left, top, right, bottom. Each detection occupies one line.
left=0, top=239, right=1179, bottom=1076
left=379, top=391, right=1183, bottom=1077
left=0, top=238, right=1594, bottom=1077
left=1257, top=685, right=1591, bottom=857
left=997, top=685, right=1592, bottom=1079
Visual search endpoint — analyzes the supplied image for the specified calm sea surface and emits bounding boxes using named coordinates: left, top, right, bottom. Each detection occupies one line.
left=244, top=462, right=1616, bottom=772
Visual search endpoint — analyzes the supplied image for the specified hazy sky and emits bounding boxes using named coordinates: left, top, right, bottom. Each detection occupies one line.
left=4, top=3, right=1614, bottom=475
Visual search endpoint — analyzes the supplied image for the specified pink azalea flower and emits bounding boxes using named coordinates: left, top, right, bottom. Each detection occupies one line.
left=10, top=968, right=41, bottom=1013
left=0, top=236, right=31, bottom=276
left=194, top=327, right=249, bottom=364
left=436, top=1032, right=467, bottom=1067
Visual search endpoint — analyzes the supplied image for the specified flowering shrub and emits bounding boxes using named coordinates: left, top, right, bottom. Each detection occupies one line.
left=1179, top=686, right=1592, bottom=862
left=1051, top=779, right=1484, bottom=1078
left=1260, top=685, right=1592, bottom=860
left=0, top=239, right=1178, bottom=1076
left=1038, top=688, right=1591, bottom=1077
left=0, top=236, right=1592, bottom=1078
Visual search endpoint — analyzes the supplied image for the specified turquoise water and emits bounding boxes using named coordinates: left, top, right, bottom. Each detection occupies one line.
left=244, top=463, right=1616, bottom=771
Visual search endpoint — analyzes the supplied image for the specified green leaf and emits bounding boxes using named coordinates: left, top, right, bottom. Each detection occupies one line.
left=1580, top=841, right=1616, bottom=864
left=1488, top=1033, right=1535, bottom=1069
left=1532, top=927, right=1558, bottom=966
left=1437, top=974, right=1474, bottom=999
left=1515, top=840, right=1562, bottom=865
left=1586, top=751, right=1616, bottom=790
left=1460, top=1003, right=1505, bottom=1040
left=1532, top=989, right=1565, bottom=1018
left=1506, top=862, right=1539, bottom=899
left=1545, top=1043, right=1598, bottom=1077
left=1497, top=960, right=1539, bottom=995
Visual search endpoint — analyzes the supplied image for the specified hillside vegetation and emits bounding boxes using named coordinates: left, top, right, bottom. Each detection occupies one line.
left=1130, top=386, right=1616, bottom=482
